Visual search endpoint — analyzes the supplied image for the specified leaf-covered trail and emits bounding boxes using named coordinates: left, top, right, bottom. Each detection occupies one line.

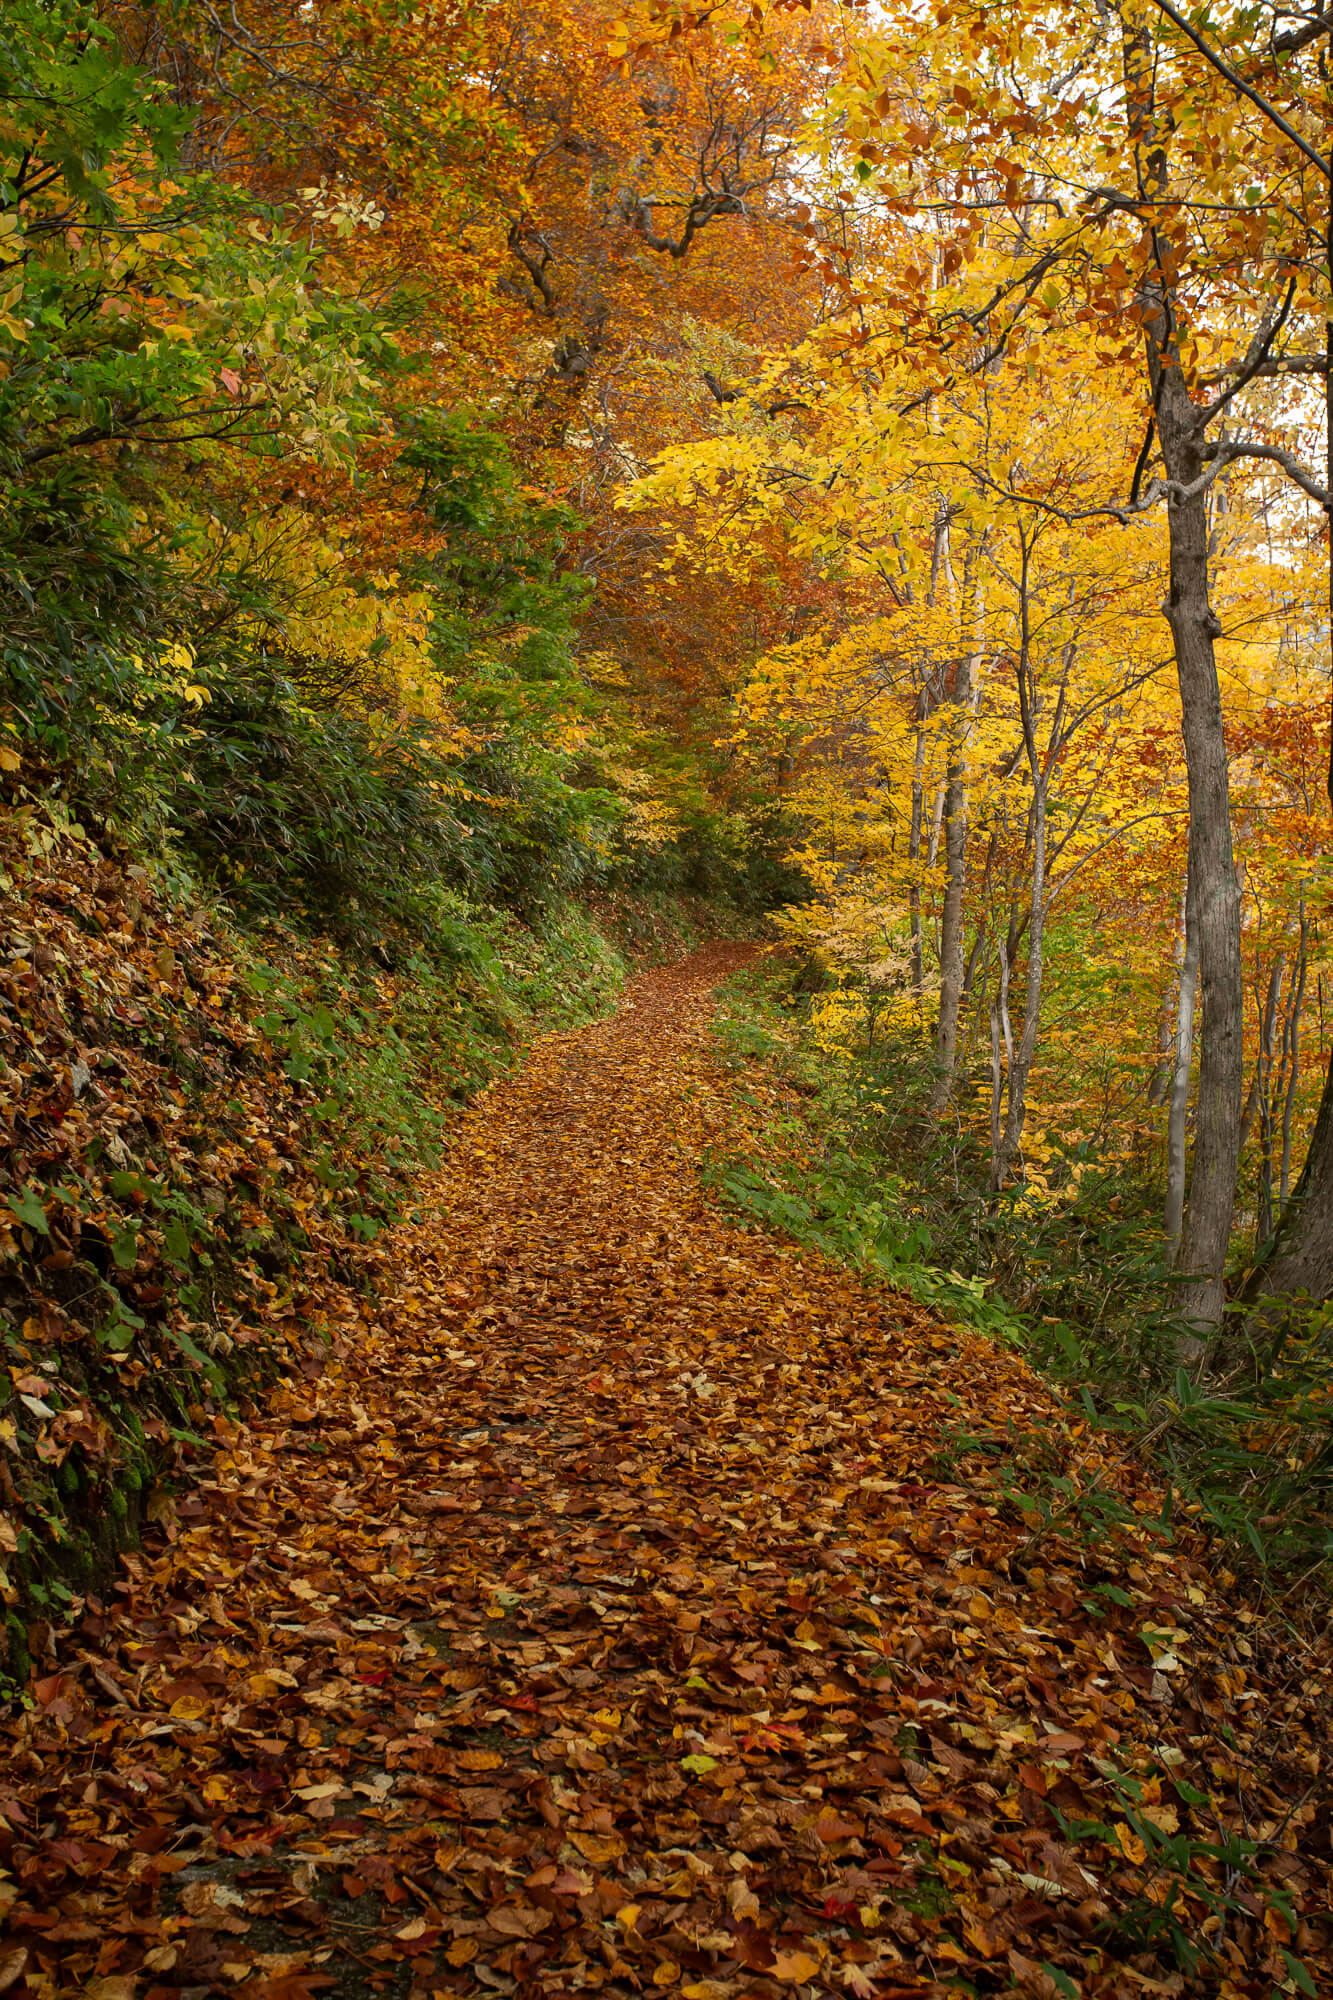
left=4, top=947, right=1330, bottom=2000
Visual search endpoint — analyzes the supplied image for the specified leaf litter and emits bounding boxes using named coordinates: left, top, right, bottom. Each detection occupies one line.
left=1, top=946, right=1330, bottom=2000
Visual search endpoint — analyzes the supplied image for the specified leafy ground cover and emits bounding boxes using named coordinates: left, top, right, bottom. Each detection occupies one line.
left=1, top=947, right=1328, bottom=2000
left=0, top=803, right=729, bottom=1670
left=705, top=960, right=1333, bottom=1580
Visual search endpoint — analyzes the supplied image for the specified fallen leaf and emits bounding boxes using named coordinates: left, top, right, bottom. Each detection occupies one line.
left=772, top=1949, right=822, bottom=1982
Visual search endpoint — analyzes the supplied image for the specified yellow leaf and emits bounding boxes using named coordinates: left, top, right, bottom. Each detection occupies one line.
left=248, top=1670, right=297, bottom=1696
left=772, top=1950, right=821, bottom=1982
left=570, top=1830, right=626, bottom=1867
left=654, top=1960, right=681, bottom=1986
left=1114, top=1822, right=1148, bottom=1864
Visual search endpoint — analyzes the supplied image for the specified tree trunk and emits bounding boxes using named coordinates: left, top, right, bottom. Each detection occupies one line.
left=1165, top=876, right=1199, bottom=1265
left=1156, top=378, right=1245, bottom=1339
left=991, top=542, right=1051, bottom=1193
left=1254, top=955, right=1286, bottom=1251
left=933, top=746, right=968, bottom=1100
left=931, top=545, right=983, bottom=1108
left=1125, top=18, right=1245, bottom=1349
left=993, top=781, right=1046, bottom=1192
left=1246, top=1056, right=1333, bottom=1328
left=1146, top=898, right=1186, bottom=1106
left=988, top=988, right=1004, bottom=1182
left=1278, top=911, right=1308, bottom=1207
left=1246, top=919, right=1331, bottom=1331
left=909, top=725, right=926, bottom=1010
left=1241, top=174, right=1333, bottom=1323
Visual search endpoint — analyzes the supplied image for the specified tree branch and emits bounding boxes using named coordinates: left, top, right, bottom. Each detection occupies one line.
left=1146, top=0, right=1332, bottom=180
left=1272, top=8, right=1333, bottom=53
left=1194, top=274, right=1298, bottom=427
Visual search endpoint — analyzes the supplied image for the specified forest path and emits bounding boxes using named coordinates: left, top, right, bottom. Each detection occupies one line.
left=5, top=947, right=1329, bottom=2000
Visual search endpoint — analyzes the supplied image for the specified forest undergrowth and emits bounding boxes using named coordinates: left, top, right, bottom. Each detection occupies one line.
left=705, top=959, right=1333, bottom=1590
left=0, top=778, right=747, bottom=1676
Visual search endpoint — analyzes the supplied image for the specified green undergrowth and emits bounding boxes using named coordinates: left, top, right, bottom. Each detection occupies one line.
left=707, top=956, right=1333, bottom=1589
left=704, top=962, right=1029, bottom=1343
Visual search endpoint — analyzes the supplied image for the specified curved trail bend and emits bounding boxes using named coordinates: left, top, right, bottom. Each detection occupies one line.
left=5, top=947, right=1328, bottom=2000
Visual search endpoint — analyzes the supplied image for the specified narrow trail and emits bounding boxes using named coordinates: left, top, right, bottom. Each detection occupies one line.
left=2, top=948, right=1329, bottom=2000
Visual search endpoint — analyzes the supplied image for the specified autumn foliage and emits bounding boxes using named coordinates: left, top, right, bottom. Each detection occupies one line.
left=3, top=0, right=1333, bottom=1992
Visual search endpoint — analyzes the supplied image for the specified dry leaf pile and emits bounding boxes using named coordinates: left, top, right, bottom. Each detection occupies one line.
left=1, top=947, right=1329, bottom=2000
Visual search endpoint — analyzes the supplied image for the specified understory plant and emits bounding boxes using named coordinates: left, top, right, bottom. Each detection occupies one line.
left=709, top=956, right=1333, bottom=1578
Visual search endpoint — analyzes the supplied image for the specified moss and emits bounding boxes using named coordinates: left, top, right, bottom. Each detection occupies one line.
left=63, top=1534, right=94, bottom=1588
left=3, top=1612, right=29, bottom=1682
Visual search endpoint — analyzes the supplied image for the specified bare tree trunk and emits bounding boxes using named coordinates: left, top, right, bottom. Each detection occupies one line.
left=988, top=989, right=1004, bottom=1182
left=1147, top=898, right=1186, bottom=1106
left=1278, top=910, right=1308, bottom=1208
left=934, top=734, right=970, bottom=1100
left=1237, top=1072, right=1261, bottom=1156
left=909, top=726, right=926, bottom=1009
left=1157, top=385, right=1244, bottom=1339
left=1246, top=1064, right=1333, bottom=1333
left=991, top=545, right=1049, bottom=1193
left=994, top=784, right=1046, bottom=1192
left=1254, top=956, right=1286, bottom=1250
left=1165, top=876, right=1199, bottom=1265
left=1245, top=915, right=1333, bottom=1336
left=1125, top=19, right=1245, bottom=1349
left=1242, top=176, right=1333, bottom=1326
left=929, top=499, right=954, bottom=605
left=926, top=781, right=945, bottom=866
left=932, top=546, right=983, bottom=1108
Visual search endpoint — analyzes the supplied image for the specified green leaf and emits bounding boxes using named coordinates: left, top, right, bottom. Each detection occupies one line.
left=6, top=1188, right=49, bottom=1235
left=1282, top=1951, right=1317, bottom=1998
left=111, top=1224, right=140, bottom=1271
left=166, top=1324, right=218, bottom=1377
left=96, top=1304, right=141, bottom=1350
left=162, top=1216, right=193, bottom=1266
left=680, top=1753, right=717, bottom=1775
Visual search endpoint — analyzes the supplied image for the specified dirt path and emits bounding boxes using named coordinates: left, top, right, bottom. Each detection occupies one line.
left=2, top=948, right=1329, bottom=2000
